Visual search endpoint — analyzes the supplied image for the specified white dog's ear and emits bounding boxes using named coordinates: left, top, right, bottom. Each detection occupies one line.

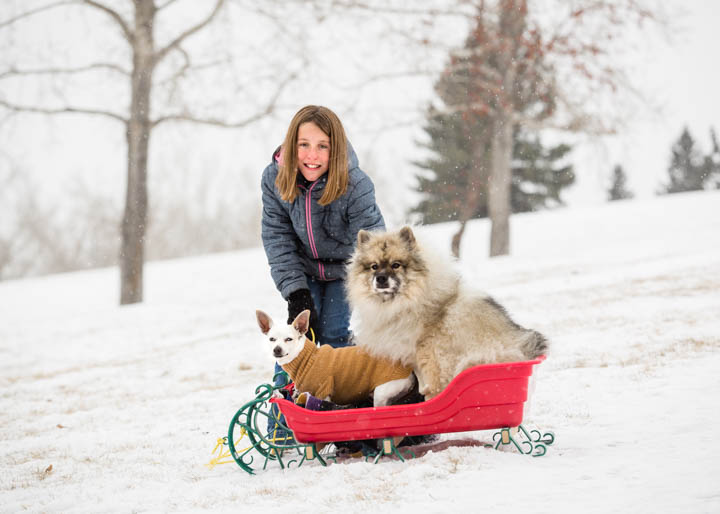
left=256, top=310, right=273, bottom=335
left=357, top=229, right=371, bottom=245
left=292, top=309, right=310, bottom=335
left=399, top=226, right=416, bottom=247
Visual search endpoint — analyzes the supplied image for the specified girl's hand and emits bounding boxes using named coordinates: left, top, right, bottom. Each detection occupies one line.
left=287, top=288, right=318, bottom=329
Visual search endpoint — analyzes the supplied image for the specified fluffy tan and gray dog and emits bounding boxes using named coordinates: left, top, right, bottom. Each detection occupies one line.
left=346, top=226, right=548, bottom=399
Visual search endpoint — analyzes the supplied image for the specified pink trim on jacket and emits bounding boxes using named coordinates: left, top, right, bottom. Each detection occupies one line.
left=281, top=143, right=326, bottom=280
left=302, top=181, right=326, bottom=280
left=274, top=146, right=284, bottom=166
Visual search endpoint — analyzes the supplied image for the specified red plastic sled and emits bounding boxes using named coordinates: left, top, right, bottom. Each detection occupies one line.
left=271, top=355, right=545, bottom=444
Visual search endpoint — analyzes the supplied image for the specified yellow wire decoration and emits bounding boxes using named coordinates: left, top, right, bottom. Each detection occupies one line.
left=206, top=429, right=249, bottom=469
left=207, top=325, right=316, bottom=471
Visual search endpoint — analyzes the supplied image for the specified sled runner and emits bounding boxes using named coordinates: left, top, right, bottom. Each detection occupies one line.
left=213, top=355, right=554, bottom=474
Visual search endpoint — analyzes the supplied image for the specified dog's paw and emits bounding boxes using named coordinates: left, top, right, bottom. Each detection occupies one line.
left=271, top=390, right=285, bottom=400
left=418, top=384, right=439, bottom=400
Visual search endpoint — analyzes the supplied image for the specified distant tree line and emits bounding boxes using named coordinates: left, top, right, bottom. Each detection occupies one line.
left=0, top=164, right=260, bottom=282
left=607, top=126, right=720, bottom=201
left=414, top=118, right=719, bottom=242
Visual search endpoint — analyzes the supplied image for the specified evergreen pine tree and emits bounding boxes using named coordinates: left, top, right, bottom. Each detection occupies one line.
left=704, top=127, right=720, bottom=189
left=661, top=127, right=708, bottom=194
left=511, top=131, right=574, bottom=212
left=413, top=113, right=574, bottom=223
left=607, top=164, right=634, bottom=201
left=412, top=7, right=570, bottom=232
left=413, top=107, right=490, bottom=224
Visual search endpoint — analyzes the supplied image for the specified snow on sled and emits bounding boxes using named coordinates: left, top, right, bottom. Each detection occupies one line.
left=216, top=355, right=554, bottom=474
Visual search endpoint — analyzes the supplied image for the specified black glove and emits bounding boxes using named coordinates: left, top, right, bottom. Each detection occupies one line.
left=287, top=288, right=319, bottom=329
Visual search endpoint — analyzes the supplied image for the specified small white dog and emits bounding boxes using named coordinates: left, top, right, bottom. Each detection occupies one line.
left=256, top=309, right=414, bottom=407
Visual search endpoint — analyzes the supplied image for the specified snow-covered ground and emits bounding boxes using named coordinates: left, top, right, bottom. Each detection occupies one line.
left=1, top=191, right=719, bottom=513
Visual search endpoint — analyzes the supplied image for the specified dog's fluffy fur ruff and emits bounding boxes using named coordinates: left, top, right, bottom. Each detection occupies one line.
left=346, top=226, right=548, bottom=399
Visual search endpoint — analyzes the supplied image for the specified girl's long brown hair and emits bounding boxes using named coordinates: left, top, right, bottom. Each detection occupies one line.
left=275, top=105, right=349, bottom=206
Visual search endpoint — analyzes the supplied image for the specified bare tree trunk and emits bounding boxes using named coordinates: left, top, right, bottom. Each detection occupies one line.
left=488, top=116, right=513, bottom=256
left=487, top=0, right=525, bottom=258
left=451, top=137, right=490, bottom=258
left=120, top=1, right=155, bottom=305
left=450, top=222, right=466, bottom=259
left=0, top=237, right=11, bottom=280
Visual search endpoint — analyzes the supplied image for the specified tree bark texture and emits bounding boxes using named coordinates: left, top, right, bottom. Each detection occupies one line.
left=451, top=134, right=490, bottom=258
left=488, top=115, right=513, bottom=256
left=120, top=1, right=155, bottom=305
left=487, top=0, right=525, bottom=257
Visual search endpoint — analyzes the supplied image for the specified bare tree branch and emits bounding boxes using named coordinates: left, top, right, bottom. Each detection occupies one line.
left=0, top=63, right=130, bottom=80
left=354, top=114, right=426, bottom=135
left=328, top=69, right=437, bottom=91
left=0, top=99, right=127, bottom=124
left=155, top=46, right=191, bottom=87
left=0, top=1, right=78, bottom=29
left=150, top=110, right=267, bottom=128
left=155, top=51, right=245, bottom=93
left=157, top=0, right=182, bottom=11
left=153, top=0, right=225, bottom=65
left=81, top=0, right=133, bottom=42
left=152, top=69, right=298, bottom=128
left=327, top=0, right=475, bottom=18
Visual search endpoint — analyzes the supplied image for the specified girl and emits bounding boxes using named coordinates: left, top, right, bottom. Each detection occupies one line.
left=261, top=105, right=385, bottom=350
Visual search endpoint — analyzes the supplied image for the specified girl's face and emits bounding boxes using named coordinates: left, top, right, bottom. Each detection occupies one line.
left=297, top=122, right=330, bottom=182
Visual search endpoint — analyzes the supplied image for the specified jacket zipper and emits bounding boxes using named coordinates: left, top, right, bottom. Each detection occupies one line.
left=301, top=182, right=326, bottom=280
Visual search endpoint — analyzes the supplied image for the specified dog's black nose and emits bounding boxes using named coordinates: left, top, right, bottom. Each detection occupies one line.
left=273, top=346, right=283, bottom=357
left=375, top=273, right=389, bottom=288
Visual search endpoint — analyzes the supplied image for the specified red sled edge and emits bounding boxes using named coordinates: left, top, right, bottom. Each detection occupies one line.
left=271, top=355, right=546, bottom=443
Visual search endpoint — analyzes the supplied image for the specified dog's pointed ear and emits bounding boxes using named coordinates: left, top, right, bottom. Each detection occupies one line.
left=292, top=309, right=310, bottom=335
left=256, top=310, right=272, bottom=335
left=399, top=226, right=416, bottom=248
left=357, top=229, right=371, bottom=246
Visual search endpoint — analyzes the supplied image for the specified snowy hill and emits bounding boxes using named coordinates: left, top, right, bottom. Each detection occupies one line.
left=1, top=191, right=719, bottom=513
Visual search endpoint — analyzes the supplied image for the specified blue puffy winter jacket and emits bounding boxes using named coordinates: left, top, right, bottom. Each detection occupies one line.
left=260, top=142, right=385, bottom=299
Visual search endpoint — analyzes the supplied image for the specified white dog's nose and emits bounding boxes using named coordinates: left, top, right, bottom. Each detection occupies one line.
left=273, top=346, right=283, bottom=358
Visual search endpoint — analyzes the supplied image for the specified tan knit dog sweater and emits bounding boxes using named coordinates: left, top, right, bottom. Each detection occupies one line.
left=281, top=339, right=412, bottom=405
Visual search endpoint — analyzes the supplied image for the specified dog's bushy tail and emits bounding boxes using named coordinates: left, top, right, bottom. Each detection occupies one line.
left=522, top=330, right=549, bottom=359
left=484, top=296, right=550, bottom=360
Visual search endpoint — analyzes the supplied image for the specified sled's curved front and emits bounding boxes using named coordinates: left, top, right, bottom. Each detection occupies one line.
left=271, top=356, right=545, bottom=444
